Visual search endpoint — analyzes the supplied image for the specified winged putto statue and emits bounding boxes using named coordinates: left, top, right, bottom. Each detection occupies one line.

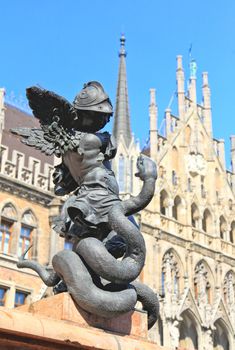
left=12, top=81, right=159, bottom=329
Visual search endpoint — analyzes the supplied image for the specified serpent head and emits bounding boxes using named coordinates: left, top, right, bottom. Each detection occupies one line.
left=135, top=154, right=157, bottom=181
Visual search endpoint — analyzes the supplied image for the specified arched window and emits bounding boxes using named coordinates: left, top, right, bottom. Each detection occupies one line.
left=172, top=196, right=181, bottom=221
left=118, top=154, right=125, bottom=192
left=229, top=221, right=235, bottom=243
left=19, top=210, right=37, bottom=258
left=202, top=209, right=212, bottom=233
left=219, top=216, right=227, bottom=240
left=191, top=203, right=199, bottom=228
left=0, top=203, right=17, bottom=255
left=179, top=311, right=198, bottom=350
left=213, top=319, right=230, bottom=350
left=160, top=190, right=169, bottom=216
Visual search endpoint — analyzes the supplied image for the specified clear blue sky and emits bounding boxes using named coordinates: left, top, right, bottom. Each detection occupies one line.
left=1, top=0, right=235, bottom=167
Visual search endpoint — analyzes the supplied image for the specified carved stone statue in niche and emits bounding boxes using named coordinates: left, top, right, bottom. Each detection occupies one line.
left=194, top=262, right=210, bottom=306
left=11, top=82, right=159, bottom=329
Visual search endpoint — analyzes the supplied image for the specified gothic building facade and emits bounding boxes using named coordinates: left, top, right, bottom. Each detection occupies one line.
left=0, top=90, right=64, bottom=307
left=113, top=37, right=235, bottom=350
left=0, top=35, right=234, bottom=350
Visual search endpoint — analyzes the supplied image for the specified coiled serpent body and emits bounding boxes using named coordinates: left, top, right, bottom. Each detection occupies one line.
left=18, top=155, right=159, bottom=329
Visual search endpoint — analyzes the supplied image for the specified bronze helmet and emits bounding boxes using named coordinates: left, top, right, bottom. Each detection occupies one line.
left=73, top=81, right=113, bottom=116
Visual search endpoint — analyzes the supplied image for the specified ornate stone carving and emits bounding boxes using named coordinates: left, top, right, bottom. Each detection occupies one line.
left=194, top=262, right=210, bottom=306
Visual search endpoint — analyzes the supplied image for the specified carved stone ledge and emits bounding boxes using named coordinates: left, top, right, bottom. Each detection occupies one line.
left=0, top=174, right=55, bottom=206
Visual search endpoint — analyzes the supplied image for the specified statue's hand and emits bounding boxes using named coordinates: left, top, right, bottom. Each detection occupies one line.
left=135, top=155, right=157, bottom=181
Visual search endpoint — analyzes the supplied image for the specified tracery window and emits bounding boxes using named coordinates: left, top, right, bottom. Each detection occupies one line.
left=0, top=203, right=17, bottom=255
left=0, top=220, right=12, bottom=254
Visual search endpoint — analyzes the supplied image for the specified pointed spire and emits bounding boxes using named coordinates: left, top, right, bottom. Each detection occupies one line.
left=113, top=34, right=132, bottom=147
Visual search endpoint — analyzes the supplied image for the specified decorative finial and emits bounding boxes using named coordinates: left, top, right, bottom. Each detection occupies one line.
left=119, top=34, right=127, bottom=57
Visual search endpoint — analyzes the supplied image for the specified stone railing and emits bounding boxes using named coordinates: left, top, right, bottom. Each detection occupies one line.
left=0, top=145, right=54, bottom=192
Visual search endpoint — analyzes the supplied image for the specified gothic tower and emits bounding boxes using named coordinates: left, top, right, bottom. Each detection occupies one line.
left=112, top=35, right=140, bottom=196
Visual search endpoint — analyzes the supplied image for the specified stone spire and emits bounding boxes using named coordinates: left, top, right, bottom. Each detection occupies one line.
left=202, top=72, right=213, bottom=137
left=113, top=34, right=132, bottom=147
left=188, top=58, right=197, bottom=105
left=176, top=55, right=185, bottom=120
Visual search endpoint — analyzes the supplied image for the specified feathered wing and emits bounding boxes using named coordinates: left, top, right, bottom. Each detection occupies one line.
left=11, top=127, right=56, bottom=156
left=11, top=86, right=82, bottom=157
left=26, top=86, right=78, bottom=128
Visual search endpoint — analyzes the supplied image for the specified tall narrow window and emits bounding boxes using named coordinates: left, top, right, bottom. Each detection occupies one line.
left=230, top=222, right=235, bottom=243
left=0, top=287, right=7, bottom=306
left=14, top=290, right=28, bottom=307
left=0, top=220, right=12, bottom=254
left=191, top=203, right=199, bottom=228
left=172, top=170, right=177, bottom=186
left=118, top=155, right=125, bottom=192
left=219, top=216, right=227, bottom=240
left=18, top=226, right=32, bottom=258
left=130, top=157, right=134, bottom=193
left=187, top=178, right=192, bottom=192
left=160, top=190, right=168, bottom=216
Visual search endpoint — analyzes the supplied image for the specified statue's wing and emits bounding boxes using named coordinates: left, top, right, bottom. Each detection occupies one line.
left=11, top=127, right=56, bottom=156
left=26, top=86, right=78, bottom=128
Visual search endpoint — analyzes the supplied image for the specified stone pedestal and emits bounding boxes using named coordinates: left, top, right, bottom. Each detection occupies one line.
left=0, top=292, right=168, bottom=350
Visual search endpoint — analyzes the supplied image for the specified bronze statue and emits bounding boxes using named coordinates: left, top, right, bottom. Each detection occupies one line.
left=12, top=81, right=159, bottom=329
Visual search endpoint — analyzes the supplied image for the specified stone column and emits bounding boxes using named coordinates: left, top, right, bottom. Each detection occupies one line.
left=202, top=72, right=213, bottom=138
left=149, top=88, right=158, bottom=161
left=165, top=108, right=171, bottom=138
left=176, top=55, right=185, bottom=121
left=5, top=284, right=15, bottom=308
